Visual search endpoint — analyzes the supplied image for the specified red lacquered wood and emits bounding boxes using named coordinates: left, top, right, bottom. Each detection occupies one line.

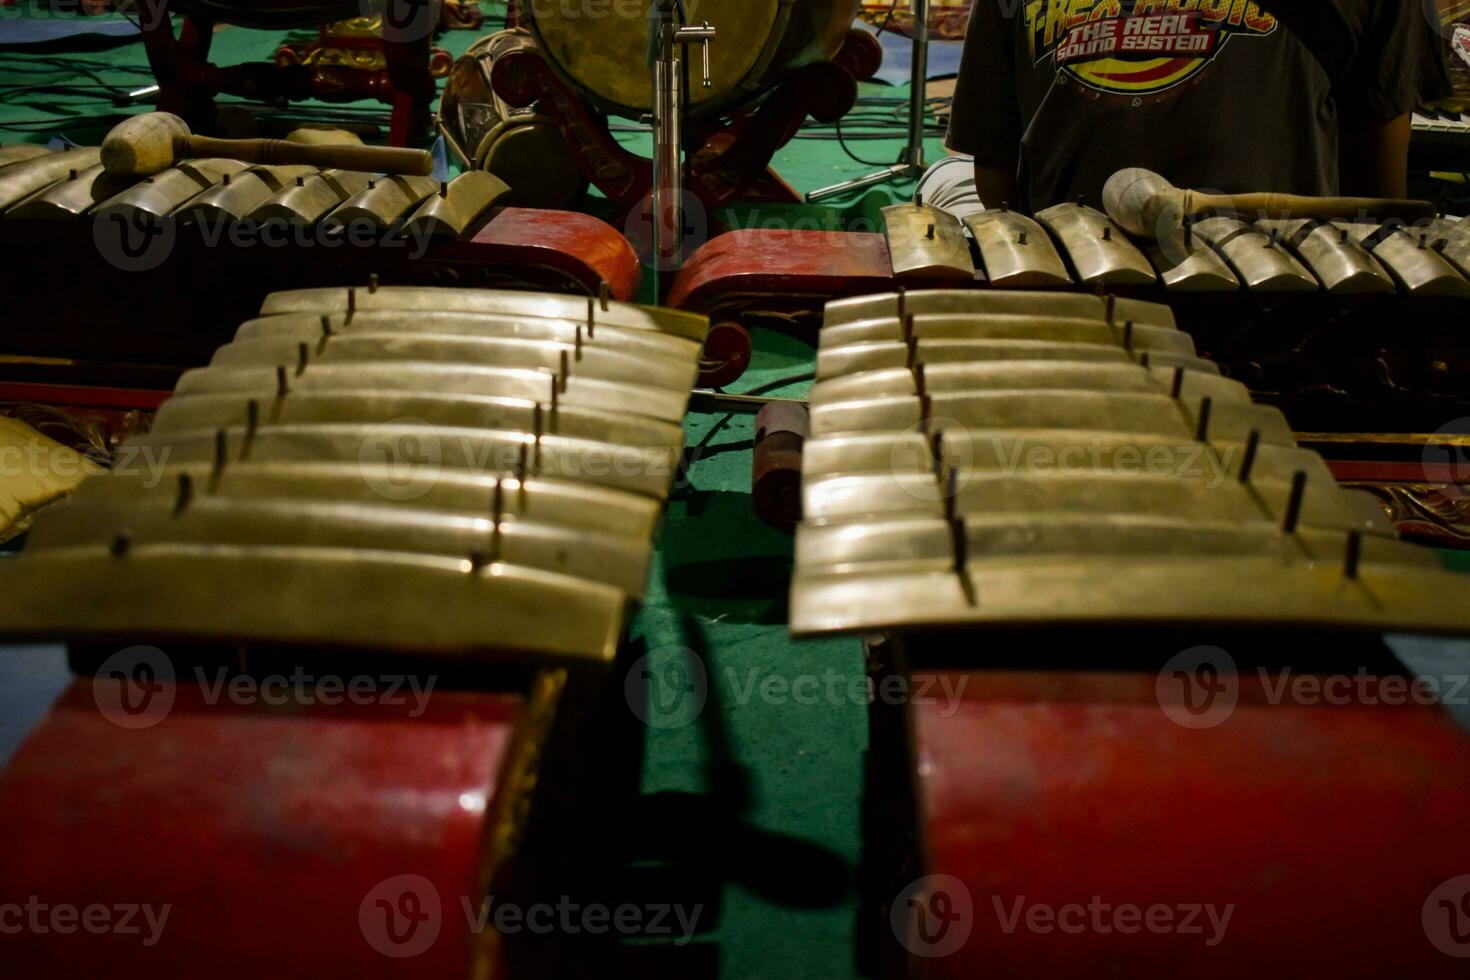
left=667, top=229, right=896, bottom=312
left=0, top=678, right=523, bottom=978
left=911, top=669, right=1470, bottom=977
left=456, top=207, right=642, bottom=302
left=1325, top=459, right=1463, bottom=484
left=144, top=4, right=434, bottom=143
left=699, top=320, right=753, bottom=389
left=0, top=212, right=641, bottom=368
left=0, top=383, right=172, bottom=412
left=491, top=44, right=861, bottom=235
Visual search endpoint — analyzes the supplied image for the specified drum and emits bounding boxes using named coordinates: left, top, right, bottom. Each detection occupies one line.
left=528, top=0, right=861, bottom=119
left=440, top=29, right=588, bottom=210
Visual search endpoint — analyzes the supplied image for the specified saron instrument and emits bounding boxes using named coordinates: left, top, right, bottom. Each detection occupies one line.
left=0, top=283, right=707, bottom=662
left=790, top=290, right=1468, bottom=636
left=0, top=143, right=645, bottom=369
left=669, top=200, right=1470, bottom=442
left=676, top=201, right=1470, bottom=302
left=789, top=290, right=1470, bottom=979
left=0, top=284, right=710, bottom=978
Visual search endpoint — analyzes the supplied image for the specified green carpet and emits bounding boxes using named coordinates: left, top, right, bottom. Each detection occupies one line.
left=0, top=15, right=952, bottom=978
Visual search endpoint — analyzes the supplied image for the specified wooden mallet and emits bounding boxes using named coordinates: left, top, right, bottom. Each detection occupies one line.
left=1103, top=167, right=1438, bottom=240
left=100, top=112, right=434, bottom=178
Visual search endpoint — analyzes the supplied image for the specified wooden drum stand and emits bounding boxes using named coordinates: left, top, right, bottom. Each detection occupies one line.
left=141, top=0, right=443, bottom=145
left=486, top=23, right=883, bottom=238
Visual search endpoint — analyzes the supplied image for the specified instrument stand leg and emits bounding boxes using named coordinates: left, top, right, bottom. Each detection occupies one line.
left=807, top=0, right=932, bottom=203
left=140, top=10, right=434, bottom=146
left=141, top=14, right=219, bottom=133
left=493, top=40, right=876, bottom=270
left=685, top=23, right=882, bottom=206
left=384, top=29, right=437, bottom=146
left=691, top=60, right=858, bottom=207
left=492, top=47, right=652, bottom=208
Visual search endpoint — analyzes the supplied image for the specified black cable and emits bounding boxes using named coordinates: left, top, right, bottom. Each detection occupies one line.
left=1, top=65, right=121, bottom=93
left=1, top=56, right=155, bottom=77
left=831, top=0, right=936, bottom=167
left=795, top=131, right=945, bottom=143
left=0, top=83, right=127, bottom=95
left=835, top=113, right=905, bottom=166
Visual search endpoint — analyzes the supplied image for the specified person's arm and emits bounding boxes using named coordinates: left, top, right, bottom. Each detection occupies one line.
left=946, top=1, right=1023, bottom=209
left=974, top=165, right=1020, bottom=212
left=1339, top=113, right=1411, bottom=198
left=1332, top=0, right=1450, bottom=198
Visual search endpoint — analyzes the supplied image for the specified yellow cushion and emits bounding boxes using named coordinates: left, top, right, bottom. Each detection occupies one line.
left=0, top=415, right=105, bottom=544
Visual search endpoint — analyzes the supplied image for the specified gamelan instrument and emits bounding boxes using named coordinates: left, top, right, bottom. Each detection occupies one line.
left=100, top=111, right=434, bottom=178
left=488, top=0, right=883, bottom=241
left=135, top=0, right=439, bottom=144
left=439, top=29, right=589, bottom=209
left=672, top=192, right=1470, bottom=545
left=0, top=144, right=643, bottom=373
left=789, top=289, right=1470, bottom=978
left=671, top=198, right=1470, bottom=431
left=0, top=285, right=709, bottom=977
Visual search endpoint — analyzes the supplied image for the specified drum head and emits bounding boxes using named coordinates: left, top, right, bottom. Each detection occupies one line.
left=530, top=0, right=782, bottom=118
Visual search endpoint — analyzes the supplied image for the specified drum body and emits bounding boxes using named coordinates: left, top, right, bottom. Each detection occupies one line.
left=528, top=0, right=860, bottom=119
left=440, top=29, right=588, bottom=209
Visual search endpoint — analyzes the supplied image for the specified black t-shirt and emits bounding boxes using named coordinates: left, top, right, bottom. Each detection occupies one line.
left=946, top=0, right=1453, bottom=211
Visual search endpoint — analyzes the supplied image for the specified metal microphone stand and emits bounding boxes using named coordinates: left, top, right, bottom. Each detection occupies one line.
left=649, top=0, right=715, bottom=297
left=806, top=0, right=931, bottom=202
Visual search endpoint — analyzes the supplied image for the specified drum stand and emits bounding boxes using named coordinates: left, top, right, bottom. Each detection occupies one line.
left=650, top=5, right=717, bottom=294
left=807, top=0, right=931, bottom=202
left=490, top=29, right=883, bottom=276
left=138, top=2, right=438, bottom=146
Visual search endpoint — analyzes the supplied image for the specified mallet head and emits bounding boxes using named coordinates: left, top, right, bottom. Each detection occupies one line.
left=100, top=112, right=191, bottom=177
left=1103, top=167, right=1186, bottom=240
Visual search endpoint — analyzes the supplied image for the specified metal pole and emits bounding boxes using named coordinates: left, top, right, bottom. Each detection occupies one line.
left=648, top=2, right=715, bottom=298
left=652, top=21, right=683, bottom=293
left=807, top=0, right=931, bottom=203
left=905, top=0, right=930, bottom=171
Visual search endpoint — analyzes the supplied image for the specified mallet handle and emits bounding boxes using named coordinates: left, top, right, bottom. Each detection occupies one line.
left=183, top=136, right=433, bottom=176
left=1186, top=191, right=1437, bottom=224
